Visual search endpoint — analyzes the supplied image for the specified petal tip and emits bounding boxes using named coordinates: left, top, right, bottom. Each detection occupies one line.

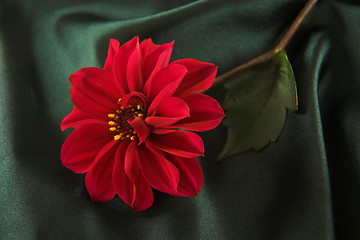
left=109, top=38, right=120, bottom=45
left=60, top=123, right=67, bottom=131
left=132, top=36, right=140, bottom=43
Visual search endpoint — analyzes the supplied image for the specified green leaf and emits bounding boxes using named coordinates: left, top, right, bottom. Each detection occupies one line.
left=218, top=50, right=298, bottom=160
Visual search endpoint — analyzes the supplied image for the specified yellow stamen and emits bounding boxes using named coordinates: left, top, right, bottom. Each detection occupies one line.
left=108, top=98, right=146, bottom=142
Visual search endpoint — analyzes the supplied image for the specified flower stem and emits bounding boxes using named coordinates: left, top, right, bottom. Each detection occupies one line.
left=275, top=0, right=318, bottom=51
left=211, top=0, right=318, bottom=87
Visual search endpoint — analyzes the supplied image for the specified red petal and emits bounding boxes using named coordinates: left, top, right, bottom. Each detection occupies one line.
left=123, top=141, right=154, bottom=211
left=146, top=81, right=177, bottom=117
left=126, top=41, right=143, bottom=92
left=145, top=97, right=189, bottom=128
left=60, top=123, right=113, bottom=173
left=135, top=144, right=180, bottom=194
left=140, top=38, right=158, bottom=57
left=143, top=64, right=187, bottom=104
left=112, top=141, right=135, bottom=206
left=128, top=117, right=151, bottom=144
left=172, top=59, right=217, bottom=97
left=60, top=107, right=106, bottom=131
left=132, top=171, right=154, bottom=212
left=152, top=97, right=189, bottom=117
left=118, top=91, right=147, bottom=109
left=152, top=128, right=175, bottom=134
left=170, top=94, right=224, bottom=132
left=70, top=68, right=119, bottom=118
left=166, top=154, right=203, bottom=197
left=113, top=141, right=153, bottom=211
left=85, top=140, right=118, bottom=202
left=141, top=40, right=174, bottom=82
left=124, top=141, right=141, bottom=183
left=103, top=39, right=120, bottom=72
left=70, top=67, right=120, bottom=104
left=146, top=65, right=187, bottom=116
left=147, top=131, right=204, bottom=158
left=113, top=36, right=139, bottom=96
left=70, top=88, right=114, bottom=119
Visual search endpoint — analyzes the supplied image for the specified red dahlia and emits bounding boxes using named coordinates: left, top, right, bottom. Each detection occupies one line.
left=60, top=36, right=224, bottom=211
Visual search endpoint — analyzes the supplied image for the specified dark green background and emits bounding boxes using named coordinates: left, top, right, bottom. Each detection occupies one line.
left=1, top=0, right=359, bottom=239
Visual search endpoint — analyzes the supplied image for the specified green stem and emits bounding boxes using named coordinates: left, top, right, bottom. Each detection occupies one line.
left=210, top=0, right=318, bottom=88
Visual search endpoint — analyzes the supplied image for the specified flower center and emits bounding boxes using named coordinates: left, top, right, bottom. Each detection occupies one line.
left=108, top=98, right=145, bottom=141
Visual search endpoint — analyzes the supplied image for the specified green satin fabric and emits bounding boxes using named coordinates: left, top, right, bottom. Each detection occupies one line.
left=1, top=0, right=359, bottom=239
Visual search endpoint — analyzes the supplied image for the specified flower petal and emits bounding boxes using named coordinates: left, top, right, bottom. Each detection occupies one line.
left=118, top=92, right=147, bottom=109
left=60, top=123, right=113, bottom=173
left=128, top=117, right=151, bottom=144
left=127, top=41, right=143, bottom=92
left=140, top=38, right=158, bottom=57
left=146, top=81, right=177, bottom=117
left=70, top=67, right=120, bottom=103
left=70, top=67, right=119, bottom=118
left=166, top=154, right=203, bottom=197
left=147, top=131, right=204, bottom=158
left=60, top=107, right=106, bottom=131
left=170, top=94, right=224, bottom=132
left=135, top=144, right=180, bottom=194
left=124, top=141, right=141, bottom=183
left=172, top=59, right=217, bottom=97
left=103, top=39, right=120, bottom=72
left=146, top=64, right=188, bottom=116
left=70, top=88, right=114, bottom=118
left=144, top=64, right=187, bottom=104
left=113, top=141, right=154, bottom=212
left=132, top=170, right=154, bottom=212
left=141, top=40, right=174, bottom=83
left=113, top=36, right=139, bottom=96
left=145, top=97, right=189, bottom=128
left=85, top=140, right=118, bottom=202
left=152, top=128, right=175, bottom=135
left=112, top=141, right=135, bottom=206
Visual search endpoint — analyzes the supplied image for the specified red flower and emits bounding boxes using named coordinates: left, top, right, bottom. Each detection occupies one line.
left=60, top=36, right=224, bottom=211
